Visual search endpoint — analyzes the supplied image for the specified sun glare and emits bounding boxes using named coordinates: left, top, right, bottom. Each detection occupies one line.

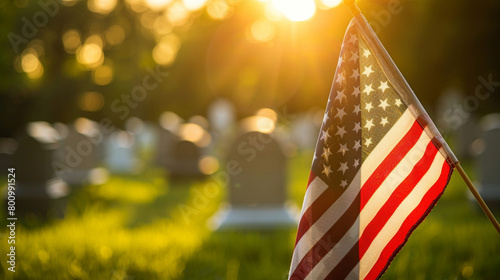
left=319, top=0, right=342, bottom=9
left=271, top=0, right=316, bottom=22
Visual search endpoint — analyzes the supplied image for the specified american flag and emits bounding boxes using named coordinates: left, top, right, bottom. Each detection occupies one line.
left=288, top=16, right=456, bottom=280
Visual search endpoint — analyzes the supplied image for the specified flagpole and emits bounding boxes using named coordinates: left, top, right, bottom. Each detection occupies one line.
left=455, top=163, right=500, bottom=234
left=342, top=0, right=500, bottom=236
left=343, top=0, right=360, bottom=16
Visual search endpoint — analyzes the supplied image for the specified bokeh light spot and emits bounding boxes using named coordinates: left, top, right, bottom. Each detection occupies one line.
left=89, top=168, right=109, bottom=185
left=21, top=50, right=44, bottom=80
left=256, top=108, right=278, bottom=122
left=105, top=25, right=125, bottom=46
left=207, top=0, right=232, bottom=20
left=76, top=43, right=104, bottom=68
left=271, top=0, right=315, bottom=22
left=178, top=123, right=212, bottom=147
left=153, top=16, right=173, bottom=36
left=178, top=123, right=204, bottom=143
left=92, top=63, right=114, bottom=85
left=198, top=156, right=220, bottom=175
left=27, top=122, right=59, bottom=143
left=78, top=91, right=104, bottom=112
left=62, top=29, right=81, bottom=54
left=21, top=53, right=39, bottom=73
left=159, top=111, right=183, bottom=131
left=319, top=0, right=342, bottom=9
left=115, top=131, right=135, bottom=148
left=140, top=11, right=157, bottom=29
left=166, top=2, right=190, bottom=25
left=256, top=116, right=275, bottom=133
left=145, top=0, right=172, bottom=11
left=74, top=117, right=98, bottom=135
left=126, top=0, right=148, bottom=13
left=182, top=0, right=208, bottom=11
left=27, top=64, right=44, bottom=80
left=152, top=34, right=181, bottom=66
left=88, top=0, right=117, bottom=15
left=86, top=34, right=104, bottom=48
left=249, top=19, right=275, bottom=43
left=241, top=116, right=275, bottom=134
left=264, top=4, right=283, bottom=21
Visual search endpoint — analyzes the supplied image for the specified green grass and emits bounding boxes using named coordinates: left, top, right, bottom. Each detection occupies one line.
left=1, top=154, right=499, bottom=279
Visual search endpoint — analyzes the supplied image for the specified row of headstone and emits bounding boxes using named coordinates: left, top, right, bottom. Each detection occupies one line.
left=6, top=119, right=108, bottom=218
left=155, top=99, right=236, bottom=179
left=436, top=90, right=500, bottom=208
left=54, top=118, right=105, bottom=186
left=436, top=87, right=483, bottom=160
left=156, top=112, right=213, bottom=178
left=12, top=122, right=70, bottom=218
left=6, top=100, right=300, bottom=223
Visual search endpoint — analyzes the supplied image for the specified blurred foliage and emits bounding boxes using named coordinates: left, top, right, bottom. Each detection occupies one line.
left=0, top=167, right=224, bottom=279
left=1, top=0, right=500, bottom=136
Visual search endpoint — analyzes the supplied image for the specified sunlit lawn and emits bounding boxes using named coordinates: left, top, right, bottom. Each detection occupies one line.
left=1, top=153, right=499, bottom=279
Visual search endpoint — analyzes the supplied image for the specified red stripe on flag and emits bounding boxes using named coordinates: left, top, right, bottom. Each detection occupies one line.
left=359, top=141, right=439, bottom=258
left=290, top=194, right=361, bottom=279
left=293, top=171, right=321, bottom=247
left=366, top=161, right=452, bottom=280
left=307, top=171, right=317, bottom=189
left=360, top=120, right=423, bottom=211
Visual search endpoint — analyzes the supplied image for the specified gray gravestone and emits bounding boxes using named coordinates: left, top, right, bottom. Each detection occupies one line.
left=212, top=129, right=297, bottom=230
left=0, top=138, right=17, bottom=177
left=475, top=114, right=500, bottom=208
left=12, top=124, right=70, bottom=218
left=454, top=116, right=481, bottom=160
left=156, top=111, right=181, bottom=169
left=436, top=87, right=465, bottom=132
left=160, top=119, right=211, bottom=178
left=56, top=119, right=106, bottom=186
left=156, top=127, right=178, bottom=170
left=168, top=140, right=204, bottom=178
left=104, top=131, right=138, bottom=174
left=126, top=118, right=157, bottom=170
